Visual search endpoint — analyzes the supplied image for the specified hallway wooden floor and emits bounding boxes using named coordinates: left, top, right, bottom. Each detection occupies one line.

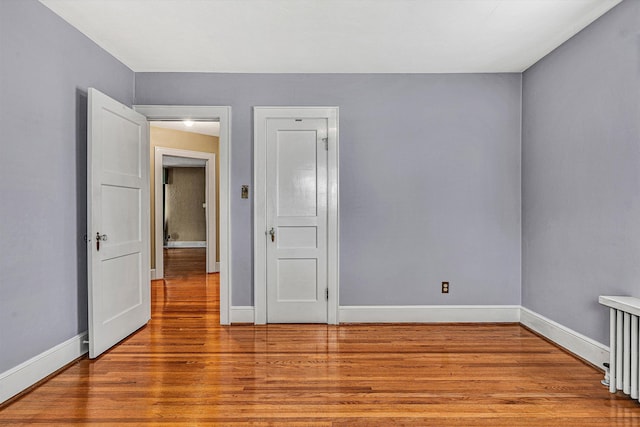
left=1, top=248, right=639, bottom=425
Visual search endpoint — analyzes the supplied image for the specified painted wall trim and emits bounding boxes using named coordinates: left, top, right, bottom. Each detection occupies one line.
left=165, top=241, right=206, bottom=248
left=150, top=269, right=156, bottom=280
left=339, top=305, right=521, bottom=323
left=0, top=332, right=88, bottom=404
left=520, top=307, right=609, bottom=368
left=230, top=306, right=255, bottom=323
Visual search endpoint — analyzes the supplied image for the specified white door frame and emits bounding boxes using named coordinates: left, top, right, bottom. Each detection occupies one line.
left=154, top=147, right=216, bottom=277
left=253, top=107, right=339, bottom=325
left=134, top=105, right=231, bottom=325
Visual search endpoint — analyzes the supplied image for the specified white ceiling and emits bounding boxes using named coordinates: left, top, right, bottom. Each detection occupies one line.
left=39, top=0, right=621, bottom=73
left=150, top=121, right=220, bottom=137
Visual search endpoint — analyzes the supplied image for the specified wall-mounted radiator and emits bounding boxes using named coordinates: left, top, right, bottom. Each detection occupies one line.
left=599, top=296, right=640, bottom=401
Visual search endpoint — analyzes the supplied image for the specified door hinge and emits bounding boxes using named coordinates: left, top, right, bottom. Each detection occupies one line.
left=322, top=137, right=328, bottom=151
left=325, top=288, right=329, bottom=300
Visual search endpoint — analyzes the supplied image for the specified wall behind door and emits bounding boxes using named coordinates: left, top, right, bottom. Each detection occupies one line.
left=0, top=0, right=134, bottom=373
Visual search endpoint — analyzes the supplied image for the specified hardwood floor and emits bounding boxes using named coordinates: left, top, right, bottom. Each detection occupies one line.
left=1, top=248, right=639, bottom=425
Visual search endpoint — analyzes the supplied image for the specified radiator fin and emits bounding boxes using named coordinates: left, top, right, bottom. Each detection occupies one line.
left=609, top=308, right=640, bottom=401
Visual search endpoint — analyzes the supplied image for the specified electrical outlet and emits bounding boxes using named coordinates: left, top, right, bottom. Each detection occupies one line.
left=442, top=282, right=449, bottom=294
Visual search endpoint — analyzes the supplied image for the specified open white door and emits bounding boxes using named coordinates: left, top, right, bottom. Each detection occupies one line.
left=87, top=88, right=150, bottom=358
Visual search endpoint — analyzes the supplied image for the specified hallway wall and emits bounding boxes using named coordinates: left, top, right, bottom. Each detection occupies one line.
left=165, top=167, right=207, bottom=243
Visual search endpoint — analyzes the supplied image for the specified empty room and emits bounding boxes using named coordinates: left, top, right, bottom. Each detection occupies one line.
left=1, top=0, right=640, bottom=424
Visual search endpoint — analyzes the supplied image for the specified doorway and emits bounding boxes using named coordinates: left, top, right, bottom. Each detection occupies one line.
left=154, top=146, right=217, bottom=277
left=135, top=105, right=231, bottom=325
left=162, top=161, right=207, bottom=250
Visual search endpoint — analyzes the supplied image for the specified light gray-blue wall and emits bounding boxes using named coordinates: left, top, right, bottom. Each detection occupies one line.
left=0, top=0, right=134, bottom=372
left=135, top=73, right=523, bottom=307
left=522, top=0, right=640, bottom=344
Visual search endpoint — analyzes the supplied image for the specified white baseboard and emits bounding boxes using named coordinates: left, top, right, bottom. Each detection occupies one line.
left=215, top=262, right=220, bottom=272
left=338, top=305, right=521, bottom=323
left=165, top=241, right=206, bottom=248
left=0, top=332, right=88, bottom=404
left=520, top=307, right=608, bottom=368
left=230, top=306, right=255, bottom=323
left=0, top=307, right=608, bottom=405
left=150, top=269, right=156, bottom=280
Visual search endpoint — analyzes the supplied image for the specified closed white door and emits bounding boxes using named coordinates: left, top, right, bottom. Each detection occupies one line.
left=87, top=88, right=150, bottom=358
left=266, top=118, right=328, bottom=323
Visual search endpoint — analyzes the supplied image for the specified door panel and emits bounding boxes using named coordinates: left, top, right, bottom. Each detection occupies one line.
left=101, top=109, right=141, bottom=177
left=101, top=253, right=142, bottom=322
left=276, top=131, right=318, bottom=217
left=266, top=118, right=328, bottom=323
left=277, top=259, right=318, bottom=301
left=101, top=185, right=141, bottom=242
left=277, top=227, right=317, bottom=248
left=88, top=88, right=150, bottom=358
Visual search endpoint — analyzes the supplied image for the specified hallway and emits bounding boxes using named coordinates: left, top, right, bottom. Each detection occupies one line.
left=1, top=249, right=639, bottom=425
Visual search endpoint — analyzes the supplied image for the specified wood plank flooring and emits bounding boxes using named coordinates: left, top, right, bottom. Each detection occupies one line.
left=1, top=248, right=639, bottom=425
